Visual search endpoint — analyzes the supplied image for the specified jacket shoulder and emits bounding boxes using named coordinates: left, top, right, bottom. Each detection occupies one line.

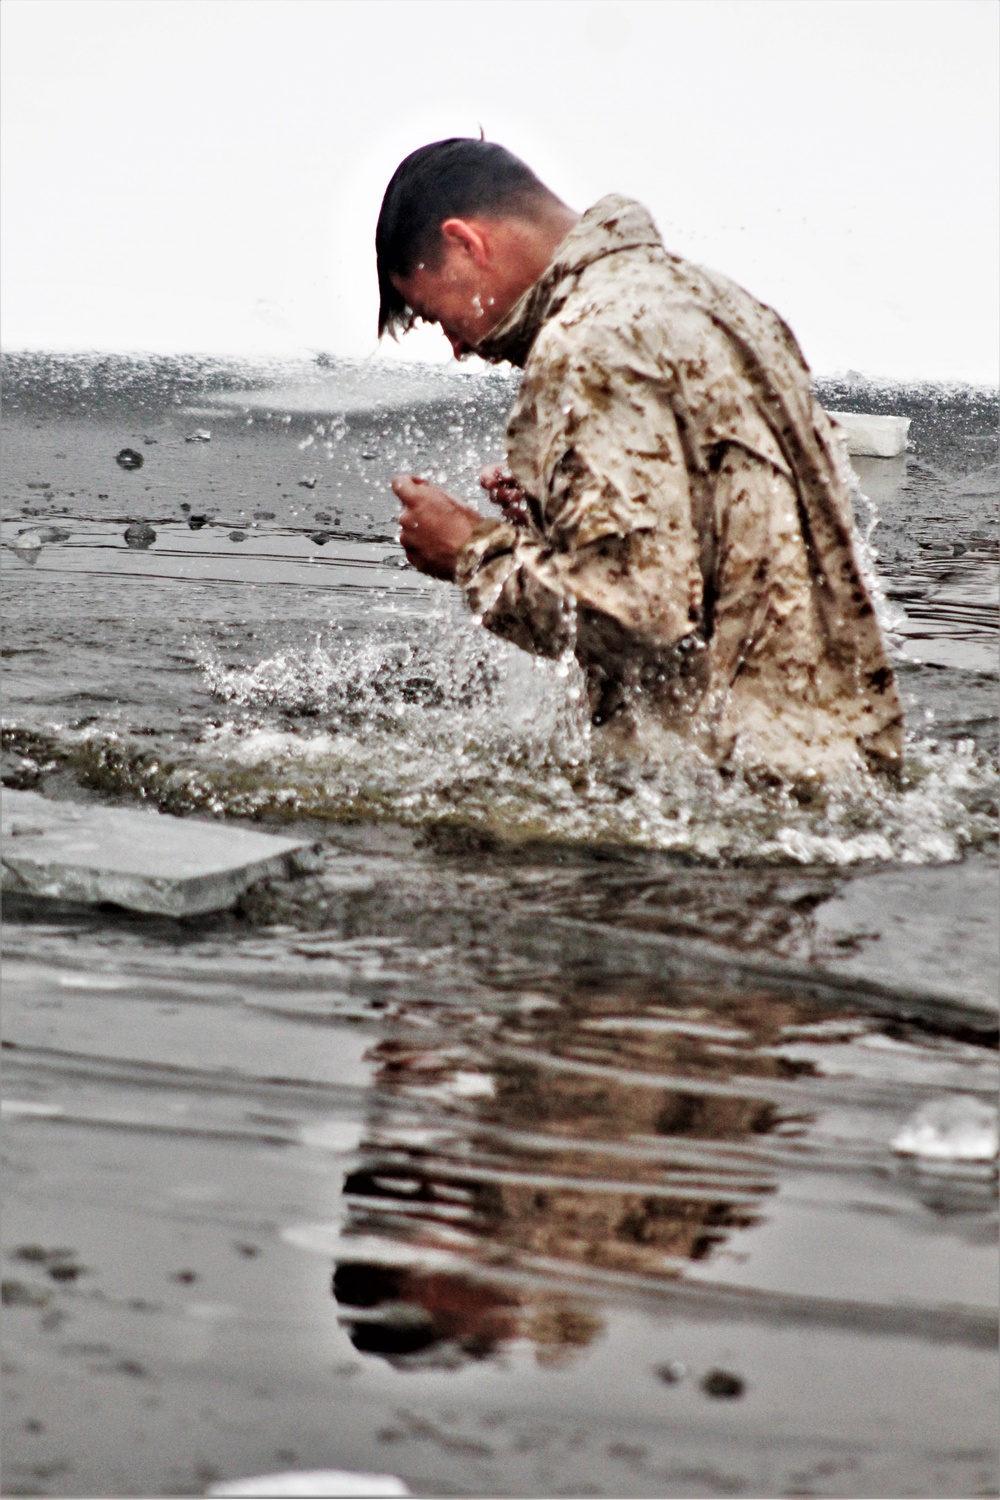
left=525, top=250, right=679, bottom=378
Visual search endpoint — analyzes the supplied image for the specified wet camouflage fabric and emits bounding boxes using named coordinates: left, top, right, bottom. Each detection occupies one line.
left=455, top=196, right=903, bottom=777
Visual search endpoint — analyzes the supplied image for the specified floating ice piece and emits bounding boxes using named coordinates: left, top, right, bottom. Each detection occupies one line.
left=185, top=429, right=212, bottom=443
left=829, top=411, right=911, bottom=457
left=115, top=447, right=144, bottom=470
left=28, top=526, right=71, bottom=543
left=891, top=1096, right=998, bottom=1162
left=1, top=789, right=318, bottom=917
left=298, top=475, right=318, bottom=488
left=9, top=531, right=42, bottom=562
left=208, top=1472, right=409, bottom=1497
left=124, top=522, right=156, bottom=549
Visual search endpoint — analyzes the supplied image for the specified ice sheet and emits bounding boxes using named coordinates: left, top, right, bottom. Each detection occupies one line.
left=1, top=789, right=317, bottom=916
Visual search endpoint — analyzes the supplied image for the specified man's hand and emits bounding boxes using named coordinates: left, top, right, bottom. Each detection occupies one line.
left=392, top=475, right=481, bottom=581
left=480, top=464, right=529, bottom=526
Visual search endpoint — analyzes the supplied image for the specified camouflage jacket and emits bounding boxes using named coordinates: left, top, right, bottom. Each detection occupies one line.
left=455, top=195, right=903, bottom=775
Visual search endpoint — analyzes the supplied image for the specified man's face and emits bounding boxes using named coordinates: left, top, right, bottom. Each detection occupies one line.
left=393, top=249, right=496, bottom=359
left=392, top=219, right=518, bottom=359
left=387, top=206, right=577, bottom=360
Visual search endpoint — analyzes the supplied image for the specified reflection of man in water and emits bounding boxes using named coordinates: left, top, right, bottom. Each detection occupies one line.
left=333, top=979, right=796, bottom=1368
left=378, top=138, right=903, bottom=778
left=333, top=1260, right=600, bottom=1370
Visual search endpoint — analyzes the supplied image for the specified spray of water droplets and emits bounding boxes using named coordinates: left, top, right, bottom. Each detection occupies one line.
left=191, top=622, right=996, bottom=866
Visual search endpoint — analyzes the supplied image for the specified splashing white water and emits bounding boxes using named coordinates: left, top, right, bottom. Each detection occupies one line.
left=839, top=445, right=909, bottom=644
left=192, top=626, right=995, bottom=867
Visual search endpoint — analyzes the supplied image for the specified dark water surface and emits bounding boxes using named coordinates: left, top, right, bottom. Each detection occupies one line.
left=2, top=357, right=997, bottom=1499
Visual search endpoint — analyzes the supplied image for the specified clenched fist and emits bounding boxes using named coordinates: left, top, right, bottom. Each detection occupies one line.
left=391, top=475, right=481, bottom=581
left=480, top=464, right=529, bottom=526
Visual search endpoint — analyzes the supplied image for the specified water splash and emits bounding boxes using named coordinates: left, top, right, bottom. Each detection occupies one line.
left=842, top=452, right=909, bottom=642
left=186, top=628, right=995, bottom=867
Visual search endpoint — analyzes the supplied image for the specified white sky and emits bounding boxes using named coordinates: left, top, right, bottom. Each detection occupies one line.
left=1, top=0, right=997, bottom=381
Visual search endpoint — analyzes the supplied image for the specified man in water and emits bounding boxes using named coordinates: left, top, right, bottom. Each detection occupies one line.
left=379, top=138, right=903, bottom=778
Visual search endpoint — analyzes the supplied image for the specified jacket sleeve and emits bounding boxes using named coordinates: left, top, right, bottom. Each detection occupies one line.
left=454, top=322, right=704, bottom=660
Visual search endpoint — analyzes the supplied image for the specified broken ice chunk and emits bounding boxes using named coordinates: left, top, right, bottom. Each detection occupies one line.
left=185, top=430, right=212, bottom=443
left=124, top=522, right=157, bottom=549
left=828, top=411, right=911, bottom=458
left=891, top=1096, right=998, bottom=1162
left=1, top=789, right=318, bottom=917
left=9, top=532, right=42, bottom=563
left=208, top=1473, right=409, bottom=1498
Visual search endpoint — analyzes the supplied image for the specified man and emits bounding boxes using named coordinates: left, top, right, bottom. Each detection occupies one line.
left=378, top=138, right=903, bottom=778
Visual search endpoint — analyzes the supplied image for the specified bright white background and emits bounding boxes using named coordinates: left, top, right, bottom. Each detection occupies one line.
left=1, top=0, right=997, bottom=380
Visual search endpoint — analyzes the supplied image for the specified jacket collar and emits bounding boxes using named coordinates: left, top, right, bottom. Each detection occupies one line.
left=474, top=195, right=663, bottom=367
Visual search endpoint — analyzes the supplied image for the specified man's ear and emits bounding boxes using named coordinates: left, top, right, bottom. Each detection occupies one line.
left=440, top=218, right=490, bottom=266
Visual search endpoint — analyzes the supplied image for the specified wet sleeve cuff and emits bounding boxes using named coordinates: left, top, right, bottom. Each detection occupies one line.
left=454, top=518, right=521, bottom=590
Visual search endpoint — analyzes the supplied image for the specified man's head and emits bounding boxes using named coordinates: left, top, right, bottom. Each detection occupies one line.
left=376, top=138, right=577, bottom=357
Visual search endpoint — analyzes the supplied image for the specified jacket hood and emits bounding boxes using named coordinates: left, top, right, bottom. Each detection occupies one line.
left=474, top=195, right=664, bottom=367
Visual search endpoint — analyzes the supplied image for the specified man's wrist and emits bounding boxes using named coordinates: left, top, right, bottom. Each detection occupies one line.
left=454, top=516, right=519, bottom=589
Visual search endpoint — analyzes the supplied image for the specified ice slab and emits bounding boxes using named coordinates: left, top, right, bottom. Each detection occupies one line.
left=891, top=1096, right=998, bottom=1163
left=829, top=410, right=911, bottom=457
left=1, top=789, right=318, bottom=917
left=208, top=1473, right=409, bottom=1498
left=201, top=362, right=480, bottom=417
left=809, top=858, right=999, bottom=1017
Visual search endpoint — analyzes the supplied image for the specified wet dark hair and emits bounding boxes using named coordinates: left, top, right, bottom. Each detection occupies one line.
left=376, top=138, right=557, bottom=337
